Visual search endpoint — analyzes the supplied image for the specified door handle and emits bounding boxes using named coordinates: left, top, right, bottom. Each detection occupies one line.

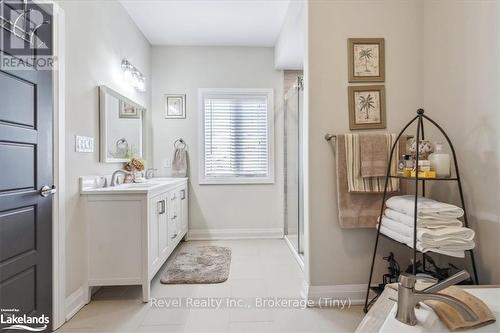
left=180, top=189, right=186, bottom=200
left=40, top=185, right=57, bottom=197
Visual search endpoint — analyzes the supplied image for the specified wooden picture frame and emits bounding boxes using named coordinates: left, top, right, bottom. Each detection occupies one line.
left=348, top=38, right=385, bottom=82
left=165, top=94, right=186, bottom=119
left=348, top=85, right=386, bottom=130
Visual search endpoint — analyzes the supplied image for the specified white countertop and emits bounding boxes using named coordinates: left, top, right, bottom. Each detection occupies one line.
left=80, top=176, right=188, bottom=195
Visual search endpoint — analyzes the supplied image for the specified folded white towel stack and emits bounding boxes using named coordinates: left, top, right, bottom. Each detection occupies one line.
left=386, top=195, right=464, bottom=219
left=384, top=208, right=463, bottom=229
left=378, top=196, right=475, bottom=258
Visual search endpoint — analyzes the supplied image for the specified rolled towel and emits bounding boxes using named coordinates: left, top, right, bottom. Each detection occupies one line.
left=385, top=208, right=462, bottom=229
left=377, top=224, right=469, bottom=258
left=386, top=195, right=464, bottom=219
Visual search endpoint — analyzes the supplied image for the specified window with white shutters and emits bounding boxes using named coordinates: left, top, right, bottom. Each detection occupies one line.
left=199, top=89, right=274, bottom=184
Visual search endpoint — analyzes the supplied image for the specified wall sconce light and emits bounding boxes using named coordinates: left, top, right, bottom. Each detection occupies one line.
left=121, top=58, right=146, bottom=92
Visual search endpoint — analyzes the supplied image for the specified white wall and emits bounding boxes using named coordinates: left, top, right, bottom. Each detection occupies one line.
left=306, top=0, right=424, bottom=286
left=151, top=46, right=284, bottom=238
left=306, top=0, right=500, bottom=289
left=423, top=0, right=500, bottom=284
left=274, top=0, right=306, bottom=70
left=58, top=0, right=151, bottom=297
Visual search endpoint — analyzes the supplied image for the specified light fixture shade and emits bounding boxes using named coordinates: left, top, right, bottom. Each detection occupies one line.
left=122, top=58, right=146, bottom=92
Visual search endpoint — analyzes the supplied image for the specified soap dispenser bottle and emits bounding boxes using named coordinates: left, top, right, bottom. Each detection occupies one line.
left=429, top=143, right=451, bottom=177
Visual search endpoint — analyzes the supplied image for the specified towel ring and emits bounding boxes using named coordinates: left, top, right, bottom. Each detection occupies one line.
left=174, top=138, right=187, bottom=150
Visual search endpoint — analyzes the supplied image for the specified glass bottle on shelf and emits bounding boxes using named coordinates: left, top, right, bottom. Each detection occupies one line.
left=429, top=143, right=451, bottom=177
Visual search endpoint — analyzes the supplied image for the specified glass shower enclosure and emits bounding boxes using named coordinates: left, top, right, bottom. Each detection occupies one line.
left=284, top=75, right=304, bottom=259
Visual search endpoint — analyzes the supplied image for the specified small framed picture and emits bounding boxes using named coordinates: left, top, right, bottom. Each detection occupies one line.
left=119, top=100, right=140, bottom=118
left=348, top=85, right=386, bottom=130
left=165, top=94, right=186, bottom=119
left=348, top=38, right=385, bottom=82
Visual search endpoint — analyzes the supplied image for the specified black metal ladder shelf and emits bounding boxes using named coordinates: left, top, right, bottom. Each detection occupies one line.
left=363, top=108, right=479, bottom=313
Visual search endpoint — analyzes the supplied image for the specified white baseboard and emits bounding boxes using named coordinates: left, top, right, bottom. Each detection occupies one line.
left=65, top=287, right=86, bottom=321
left=187, top=228, right=283, bottom=240
left=303, top=283, right=375, bottom=307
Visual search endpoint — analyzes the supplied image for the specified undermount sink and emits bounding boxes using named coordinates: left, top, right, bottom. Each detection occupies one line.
left=80, top=176, right=188, bottom=194
left=379, top=288, right=500, bottom=333
left=118, top=182, right=161, bottom=188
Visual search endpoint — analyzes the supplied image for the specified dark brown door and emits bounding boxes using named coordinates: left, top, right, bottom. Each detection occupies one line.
left=0, top=1, right=53, bottom=332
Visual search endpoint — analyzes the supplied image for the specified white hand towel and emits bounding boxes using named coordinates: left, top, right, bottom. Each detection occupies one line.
left=384, top=208, right=463, bottom=228
left=386, top=195, right=464, bottom=219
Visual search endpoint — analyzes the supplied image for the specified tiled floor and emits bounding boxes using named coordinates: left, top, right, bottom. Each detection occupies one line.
left=57, top=239, right=364, bottom=333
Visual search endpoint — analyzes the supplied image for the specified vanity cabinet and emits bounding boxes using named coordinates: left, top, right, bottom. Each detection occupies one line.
left=81, top=177, right=188, bottom=302
left=148, top=184, right=188, bottom=276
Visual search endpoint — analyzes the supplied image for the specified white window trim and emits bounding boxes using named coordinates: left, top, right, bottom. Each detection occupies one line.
left=198, top=88, right=275, bottom=185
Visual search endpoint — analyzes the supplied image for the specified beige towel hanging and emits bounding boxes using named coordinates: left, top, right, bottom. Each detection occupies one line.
left=360, top=134, right=389, bottom=177
left=345, top=133, right=400, bottom=193
left=172, top=139, right=188, bottom=177
left=335, top=134, right=407, bottom=228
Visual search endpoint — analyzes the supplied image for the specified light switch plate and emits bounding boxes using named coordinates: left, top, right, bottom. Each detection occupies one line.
left=164, top=158, right=171, bottom=168
left=75, top=135, right=94, bottom=153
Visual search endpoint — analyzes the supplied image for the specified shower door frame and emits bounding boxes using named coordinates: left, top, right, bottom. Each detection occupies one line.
left=284, top=75, right=304, bottom=262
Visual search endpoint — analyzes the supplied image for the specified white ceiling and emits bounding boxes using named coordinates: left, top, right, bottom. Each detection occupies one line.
left=120, top=0, right=290, bottom=47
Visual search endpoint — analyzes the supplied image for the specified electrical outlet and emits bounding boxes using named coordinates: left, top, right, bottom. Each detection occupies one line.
left=164, top=158, right=171, bottom=168
left=75, top=135, right=94, bottom=153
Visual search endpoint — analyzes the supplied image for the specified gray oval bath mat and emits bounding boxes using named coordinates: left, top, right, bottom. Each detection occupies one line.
left=160, top=244, right=231, bottom=284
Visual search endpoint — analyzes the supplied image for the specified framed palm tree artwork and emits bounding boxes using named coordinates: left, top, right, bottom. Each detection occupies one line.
left=348, top=85, right=386, bottom=130
left=348, top=38, right=385, bottom=82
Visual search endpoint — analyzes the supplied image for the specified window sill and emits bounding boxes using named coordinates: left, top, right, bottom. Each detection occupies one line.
left=199, top=177, right=275, bottom=185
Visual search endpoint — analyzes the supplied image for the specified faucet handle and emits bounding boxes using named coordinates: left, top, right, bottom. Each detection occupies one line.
left=145, top=168, right=157, bottom=179
left=399, top=273, right=417, bottom=289
left=422, top=270, right=470, bottom=293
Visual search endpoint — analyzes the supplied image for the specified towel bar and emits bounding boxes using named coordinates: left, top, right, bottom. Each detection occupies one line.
left=324, top=133, right=414, bottom=142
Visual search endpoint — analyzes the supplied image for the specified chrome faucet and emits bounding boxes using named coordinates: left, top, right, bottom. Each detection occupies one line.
left=396, top=271, right=478, bottom=326
left=110, top=170, right=128, bottom=186
left=145, top=168, right=157, bottom=179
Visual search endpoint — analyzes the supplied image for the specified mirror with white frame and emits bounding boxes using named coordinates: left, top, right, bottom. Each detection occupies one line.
left=99, top=85, right=146, bottom=163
